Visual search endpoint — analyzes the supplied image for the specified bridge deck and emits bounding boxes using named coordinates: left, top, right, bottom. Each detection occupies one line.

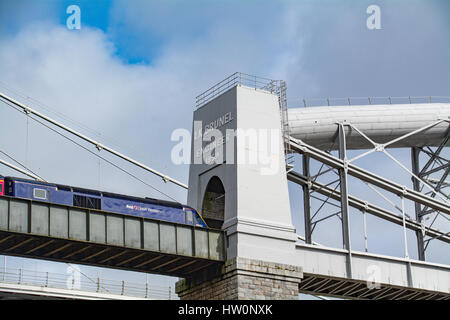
left=0, top=195, right=225, bottom=278
left=296, top=243, right=450, bottom=300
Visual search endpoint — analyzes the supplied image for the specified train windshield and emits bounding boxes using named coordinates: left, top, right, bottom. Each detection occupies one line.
left=194, top=214, right=204, bottom=227
left=184, top=208, right=207, bottom=227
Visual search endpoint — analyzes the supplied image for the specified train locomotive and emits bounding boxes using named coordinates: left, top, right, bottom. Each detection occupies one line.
left=0, top=175, right=208, bottom=228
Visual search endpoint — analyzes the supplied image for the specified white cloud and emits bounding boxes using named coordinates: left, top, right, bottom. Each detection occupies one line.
left=0, top=2, right=313, bottom=204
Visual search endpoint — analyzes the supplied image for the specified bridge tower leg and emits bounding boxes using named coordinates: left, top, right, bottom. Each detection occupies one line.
left=176, top=85, right=302, bottom=300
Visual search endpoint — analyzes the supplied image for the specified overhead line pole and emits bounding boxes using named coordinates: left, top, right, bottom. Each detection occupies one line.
left=0, top=92, right=188, bottom=189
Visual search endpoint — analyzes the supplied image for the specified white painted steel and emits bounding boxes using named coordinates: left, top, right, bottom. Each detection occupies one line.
left=0, top=158, right=44, bottom=181
left=187, top=86, right=298, bottom=266
left=295, top=243, right=450, bottom=294
left=0, top=282, right=154, bottom=300
left=288, top=103, right=450, bottom=150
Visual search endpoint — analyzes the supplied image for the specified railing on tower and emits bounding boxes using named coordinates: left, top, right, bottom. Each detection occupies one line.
left=195, top=72, right=285, bottom=109
left=195, top=72, right=294, bottom=168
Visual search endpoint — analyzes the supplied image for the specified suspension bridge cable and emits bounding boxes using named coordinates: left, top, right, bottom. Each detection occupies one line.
left=0, top=81, right=108, bottom=142
left=0, top=83, right=160, bottom=186
left=0, top=89, right=182, bottom=294
left=0, top=149, right=47, bottom=182
left=0, top=103, right=184, bottom=288
left=0, top=98, right=182, bottom=204
left=0, top=91, right=188, bottom=189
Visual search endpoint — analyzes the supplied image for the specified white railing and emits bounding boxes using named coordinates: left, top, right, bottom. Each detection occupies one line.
left=196, top=72, right=284, bottom=109
left=291, top=96, right=450, bottom=108
left=0, top=267, right=177, bottom=300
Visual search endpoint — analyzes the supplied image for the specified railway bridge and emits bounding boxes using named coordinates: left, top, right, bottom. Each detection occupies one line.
left=0, top=195, right=225, bottom=278
left=0, top=73, right=449, bottom=299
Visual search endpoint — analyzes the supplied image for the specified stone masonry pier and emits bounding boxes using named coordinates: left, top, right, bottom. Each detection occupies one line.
left=176, top=258, right=303, bottom=300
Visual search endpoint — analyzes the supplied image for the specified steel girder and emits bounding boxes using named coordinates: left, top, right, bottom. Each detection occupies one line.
left=289, top=137, right=450, bottom=215
left=287, top=170, right=450, bottom=245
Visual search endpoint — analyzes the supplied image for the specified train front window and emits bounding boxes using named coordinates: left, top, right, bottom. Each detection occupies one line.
left=194, top=213, right=205, bottom=227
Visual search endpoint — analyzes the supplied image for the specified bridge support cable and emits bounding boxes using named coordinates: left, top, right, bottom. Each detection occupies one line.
left=7, top=109, right=182, bottom=204
left=0, top=157, right=45, bottom=182
left=0, top=92, right=188, bottom=189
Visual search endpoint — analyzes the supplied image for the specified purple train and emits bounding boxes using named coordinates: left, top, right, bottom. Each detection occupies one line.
left=0, top=175, right=208, bottom=228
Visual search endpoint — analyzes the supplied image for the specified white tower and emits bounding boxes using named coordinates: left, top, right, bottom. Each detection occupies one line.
left=187, top=84, right=298, bottom=265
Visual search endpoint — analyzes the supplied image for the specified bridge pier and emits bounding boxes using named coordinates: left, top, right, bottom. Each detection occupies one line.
left=176, top=257, right=302, bottom=300
left=184, top=78, right=302, bottom=300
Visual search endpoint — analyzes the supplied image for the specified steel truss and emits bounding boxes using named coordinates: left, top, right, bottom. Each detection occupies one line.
left=298, top=274, right=450, bottom=300
left=411, top=130, right=450, bottom=260
left=288, top=119, right=450, bottom=266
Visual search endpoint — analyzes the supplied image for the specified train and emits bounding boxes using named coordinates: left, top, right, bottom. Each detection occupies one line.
left=0, top=175, right=208, bottom=228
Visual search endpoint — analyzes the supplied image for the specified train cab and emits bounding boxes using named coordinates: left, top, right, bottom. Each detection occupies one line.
left=5, top=177, right=57, bottom=202
left=0, top=176, right=4, bottom=196
left=184, top=207, right=208, bottom=228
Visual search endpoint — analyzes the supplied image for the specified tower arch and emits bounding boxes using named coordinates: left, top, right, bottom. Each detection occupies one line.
left=201, top=176, right=225, bottom=229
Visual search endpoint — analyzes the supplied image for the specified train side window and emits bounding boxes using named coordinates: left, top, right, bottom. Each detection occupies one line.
left=33, top=188, right=47, bottom=200
left=0, top=181, right=3, bottom=195
left=186, top=210, right=194, bottom=225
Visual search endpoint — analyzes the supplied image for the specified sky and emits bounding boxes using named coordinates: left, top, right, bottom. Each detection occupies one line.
left=0, top=0, right=449, bottom=299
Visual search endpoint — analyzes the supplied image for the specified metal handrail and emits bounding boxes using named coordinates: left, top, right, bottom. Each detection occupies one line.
left=195, top=72, right=284, bottom=109
left=293, top=96, right=450, bottom=108
left=0, top=267, right=177, bottom=299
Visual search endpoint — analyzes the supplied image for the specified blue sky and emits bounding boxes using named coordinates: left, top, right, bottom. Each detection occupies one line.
left=0, top=0, right=449, bottom=299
